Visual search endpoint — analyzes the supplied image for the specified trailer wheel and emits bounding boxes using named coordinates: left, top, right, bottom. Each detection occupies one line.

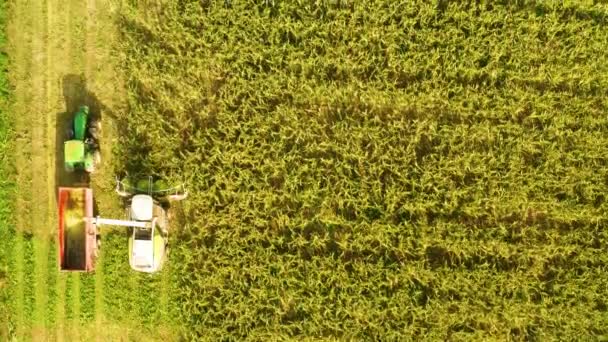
left=93, top=236, right=100, bottom=258
left=92, top=120, right=102, bottom=131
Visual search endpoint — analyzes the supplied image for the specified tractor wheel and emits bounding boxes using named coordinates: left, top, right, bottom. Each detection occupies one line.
left=66, top=126, right=74, bottom=140
left=88, top=120, right=101, bottom=139
left=88, top=128, right=98, bottom=140
left=93, top=150, right=101, bottom=165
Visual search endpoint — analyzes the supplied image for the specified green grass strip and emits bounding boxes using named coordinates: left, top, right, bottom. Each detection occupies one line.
left=64, top=274, right=74, bottom=321
left=45, top=240, right=58, bottom=328
left=101, top=232, right=134, bottom=322
left=0, top=0, right=14, bottom=339
left=21, top=236, right=34, bottom=331
left=79, top=273, right=95, bottom=323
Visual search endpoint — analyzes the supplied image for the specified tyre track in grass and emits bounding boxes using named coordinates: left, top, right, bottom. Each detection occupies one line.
left=30, top=0, right=51, bottom=339
left=44, top=0, right=60, bottom=338
left=65, top=0, right=85, bottom=337
left=83, top=1, right=106, bottom=339
left=54, top=0, right=72, bottom=339
left=44, top=0, right=59, bottom=337
left=83, top=1, right=100, bottom=339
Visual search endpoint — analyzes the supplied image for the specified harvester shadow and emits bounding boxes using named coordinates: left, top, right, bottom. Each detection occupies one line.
left=55, top=74, right=115, bottom=198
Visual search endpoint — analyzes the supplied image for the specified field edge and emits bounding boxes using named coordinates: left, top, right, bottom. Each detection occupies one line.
left=0, top=0, right=16, bottom=339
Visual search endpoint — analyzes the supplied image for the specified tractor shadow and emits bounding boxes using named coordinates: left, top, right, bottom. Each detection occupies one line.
left=55, top=74, right=115, bottom=197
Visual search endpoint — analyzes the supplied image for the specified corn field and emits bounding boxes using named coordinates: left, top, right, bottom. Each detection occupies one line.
left=114, top=1, right=608, bottom=340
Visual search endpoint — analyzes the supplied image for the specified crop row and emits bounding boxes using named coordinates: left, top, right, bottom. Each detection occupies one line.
left=115, top=1, right=608, bottom=340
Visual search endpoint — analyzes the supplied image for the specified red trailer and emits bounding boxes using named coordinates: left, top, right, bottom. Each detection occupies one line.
left=57, top=187, right=97, bottom=272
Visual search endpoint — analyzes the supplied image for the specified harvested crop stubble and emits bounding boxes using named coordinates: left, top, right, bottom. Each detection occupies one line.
left=116, top=1, right=608, bottom=340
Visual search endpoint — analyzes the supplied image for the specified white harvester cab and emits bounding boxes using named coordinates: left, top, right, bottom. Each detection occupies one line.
left=131, top=195, right=153, bottom=220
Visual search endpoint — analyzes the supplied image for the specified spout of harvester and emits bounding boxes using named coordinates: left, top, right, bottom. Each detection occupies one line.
left=88, top=216, right=150, bottom=228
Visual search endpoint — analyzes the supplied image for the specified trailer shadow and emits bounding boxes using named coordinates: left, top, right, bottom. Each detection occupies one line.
left=55, top=74, right=116, bottom=197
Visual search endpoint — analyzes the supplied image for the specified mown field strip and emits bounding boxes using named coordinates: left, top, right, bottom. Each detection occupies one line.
left=31, top=0, right=51, bottom=339
left=5, top=0, right=127, bottom=339
left=54, top=0, right=71, bottom=339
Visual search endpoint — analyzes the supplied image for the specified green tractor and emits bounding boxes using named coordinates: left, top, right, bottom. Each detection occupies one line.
left=64, top=105, right=101, bottom=173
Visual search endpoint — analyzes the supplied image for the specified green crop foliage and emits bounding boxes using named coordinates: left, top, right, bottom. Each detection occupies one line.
left=64, top=274, right=74, bottom=321
left=101, top=231, right=136, bottom=322
left=114, top=1, right=608, bottom=340
left=45, top=241, right=58, bottom=328
left=80, top=273, right=95, bottom=323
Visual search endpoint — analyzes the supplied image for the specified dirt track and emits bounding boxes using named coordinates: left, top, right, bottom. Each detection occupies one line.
left=7, top=0, right=123, bottom=340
